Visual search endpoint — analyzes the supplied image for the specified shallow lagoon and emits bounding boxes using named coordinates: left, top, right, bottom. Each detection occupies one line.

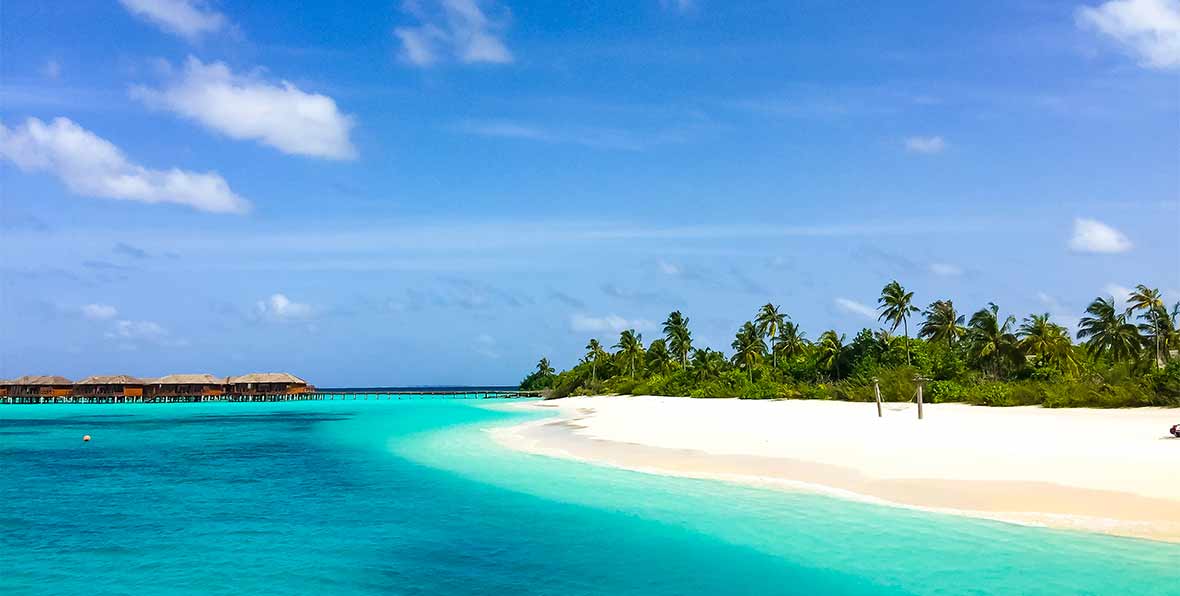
left=2, top=399, right=1176, bottom=595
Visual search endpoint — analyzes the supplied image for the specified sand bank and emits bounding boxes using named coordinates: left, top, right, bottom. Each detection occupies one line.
left=492, top=396, right=1180, bottom=542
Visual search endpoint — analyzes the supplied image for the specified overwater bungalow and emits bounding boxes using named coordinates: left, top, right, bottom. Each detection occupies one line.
left=147, top=374, right=227, bottom=399
left=3, top=376, right=73, bottom=403
left=74, top=375, right=146, bottom=401
left=227, top=373, right=310, bottom=396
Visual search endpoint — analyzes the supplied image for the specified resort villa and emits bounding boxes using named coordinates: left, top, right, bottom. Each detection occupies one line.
left=0, top=373, right=312, bottom=404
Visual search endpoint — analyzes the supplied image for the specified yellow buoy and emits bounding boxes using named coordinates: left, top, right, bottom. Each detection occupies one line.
left=82, top=435, right=91, bottom=442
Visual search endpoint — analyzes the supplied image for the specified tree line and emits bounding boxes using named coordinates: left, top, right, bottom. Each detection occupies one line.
left=520, top=282, right=1180, bottom=407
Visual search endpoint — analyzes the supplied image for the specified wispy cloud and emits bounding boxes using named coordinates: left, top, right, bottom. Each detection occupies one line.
left=255, top=293, right=315, bottom=322
left=904, top=136, right=947, bottom=154
left=119, top=0, right=228, bottom=41
left=659, top=0, right=696, bottom=13
left=394, top=0, right=513, bottom=67
left=114, top=242, right=150, bottom=259
left=82, top=304, right=118, bottom=321
left=474, top=333, right=500, bottom=358
left=133, top=57, right=357, bottom=160
left=1077, top=0, right=1180, bottom=70
left=0, top=117, right=249, bottom=214
left=929, top=262, right=962, bottom=276
left=1069, top=217, right=1132, bottom=254
left=1103, top=283, right=1134, bottom=308
left=570, top=313, right=655, bottom=334
left=834, top=297, right=877, bottom=320
left=451, top=119, right=691, bottom=151
left=43, top=59, right=61, bottom=80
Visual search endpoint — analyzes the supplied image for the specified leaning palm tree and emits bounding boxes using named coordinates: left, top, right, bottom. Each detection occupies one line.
left=816, top=330, right=846, bottom=379
left=966, top=303, right=1019, bottom=379
left=584, top=339, right=606, bottom=382
left=1018, top=313, right=1078, bottom=376
left=1127, top=285, right=1166, bottom=366
left=919, top=299, right=966, bottom=346
left=755, top=303, right=787, bottom=367
left=731, top=321, right=766, bottom=381
left=662, top=311, right=693, bottom=367
left=1077, top=296, right=1142, bottom=363
left=772, top=321, right=807, bottom=363
left=878, top=281, right=920, bottom=364
left=613, top=329, right=645, bottom=378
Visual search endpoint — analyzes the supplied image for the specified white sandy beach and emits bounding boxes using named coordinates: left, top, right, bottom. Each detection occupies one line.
left=493, top=396, right=1180, bottom=542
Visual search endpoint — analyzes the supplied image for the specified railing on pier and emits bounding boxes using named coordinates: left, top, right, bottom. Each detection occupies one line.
left=0, top=389, right=543, bottom=405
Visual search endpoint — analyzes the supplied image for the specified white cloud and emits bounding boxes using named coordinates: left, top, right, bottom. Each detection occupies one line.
left=657, top=259, right=683, bottom=275
left=1103, top=283, right=1134, bottom=308
left=834, top=297, right=877, bottom=320
left=105, top=319, right=187, bottom=348
left=929, top=262, right=962, bottom=276
left=43, top=59, right=61, bottom=80
left=1069, top=217, right=1132, bottom=253
left=82, top=304, right=118, bottom=320
left=474, top=333, right=500, bottom=358
left=0, top=117, right=249, bottom=214
left=570, top=313, right=655, bottom=334
left=133, top=58, right=357, bottom=160
left=394, top=0, right=513, bottom=67
left=256, top=293, right=314, bottom=321
left=119, top=0, right=227, bottom=41
left=904, top=136, right=946, bottom=154
left=1077, top=0, right=1180, bottom=69
left=660, top=0, right=696, bottom=13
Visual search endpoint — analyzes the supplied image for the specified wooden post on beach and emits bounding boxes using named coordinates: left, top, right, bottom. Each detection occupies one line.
left=872, top=377, right=882, bottom=418
left=916, top=376, right=925, bottom=420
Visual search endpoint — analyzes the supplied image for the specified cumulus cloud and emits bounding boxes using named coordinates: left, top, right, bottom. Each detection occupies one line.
left=570, top=313, right=655, bottom=334
left=82, top=304, right=118, bottom=320
left=107, top=319, right=168, bottom=341
left=834, top=297, right=877, bottom=320
left=394, top=0, right=513, bottom=67
left=1077, top=0, right=1180, bottom=69
left=904, top=136, right=946, bottom=154
left=119, top=0, right=228, bottom=41
left=1069, top=217, right=1132, bottom=253
left=0, top=117, right=249, bottom=214
left=929, top=263, right=962, bottom=276
left=256, top=293, right=314, bottom=321
left=133, top=57, right=357, bottom=160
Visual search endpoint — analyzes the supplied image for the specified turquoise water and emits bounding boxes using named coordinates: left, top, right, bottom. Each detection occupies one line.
left=2, top=399, right=1177, bottom=595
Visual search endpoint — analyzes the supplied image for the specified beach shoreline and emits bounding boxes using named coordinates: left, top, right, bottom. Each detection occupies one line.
left=491, top=396, right=1180, bottom=543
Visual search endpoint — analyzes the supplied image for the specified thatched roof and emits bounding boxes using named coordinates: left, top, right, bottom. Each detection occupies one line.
left=150, top=373, right=226, bottom=385
left=76, top=375, right=146, bottom=385
left=228, top=372, right=308, bottom=385
left=6, top=375, right=73, bottom=385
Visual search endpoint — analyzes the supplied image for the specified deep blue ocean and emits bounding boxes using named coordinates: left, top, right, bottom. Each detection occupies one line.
left=2, top=398, right=1177, bottom=595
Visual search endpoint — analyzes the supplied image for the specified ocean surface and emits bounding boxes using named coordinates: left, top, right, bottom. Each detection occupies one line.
left=2, top=397, right=1177, bottom=596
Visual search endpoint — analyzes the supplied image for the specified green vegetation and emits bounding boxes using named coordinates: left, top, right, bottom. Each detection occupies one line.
left=523, top=281, right=1180, bottom=407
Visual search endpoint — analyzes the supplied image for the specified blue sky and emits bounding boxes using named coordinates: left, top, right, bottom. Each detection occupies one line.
left=1, top=0, right=1177, bottom=385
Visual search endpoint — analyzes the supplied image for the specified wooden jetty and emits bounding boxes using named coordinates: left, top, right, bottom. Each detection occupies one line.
left=0, top=388, right=541, bottom=405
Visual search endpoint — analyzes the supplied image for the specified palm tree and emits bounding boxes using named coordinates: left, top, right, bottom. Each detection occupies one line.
left=536, top=357, right=555, bottom=377
left=772, top=321, right=807, bottom=363
left=1077, top=297, right=1142, bottom=363
left=584, top=339, right=606, bottom=382
left=1018, top=313, right=1078, bottom=376
left=690, top=348, right=726, bottom=380
left=755, top=303, right=787, bottom=367
left=1127, top=285, right=1166, bottom=366
left=662, top=311, right=693, bottom=367
left=967, top=303, right=1019, bottom=379
left=919, top=300, right=966, bottom=346
left=645, top=339, right=673, bottom=375
left=731, top=321, right=766, bottom=381
left=878, top=281, right=920, bottom=364
left=613, top=329, right=645, bottom=378
left=816, top=330, right=846, bottom=378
